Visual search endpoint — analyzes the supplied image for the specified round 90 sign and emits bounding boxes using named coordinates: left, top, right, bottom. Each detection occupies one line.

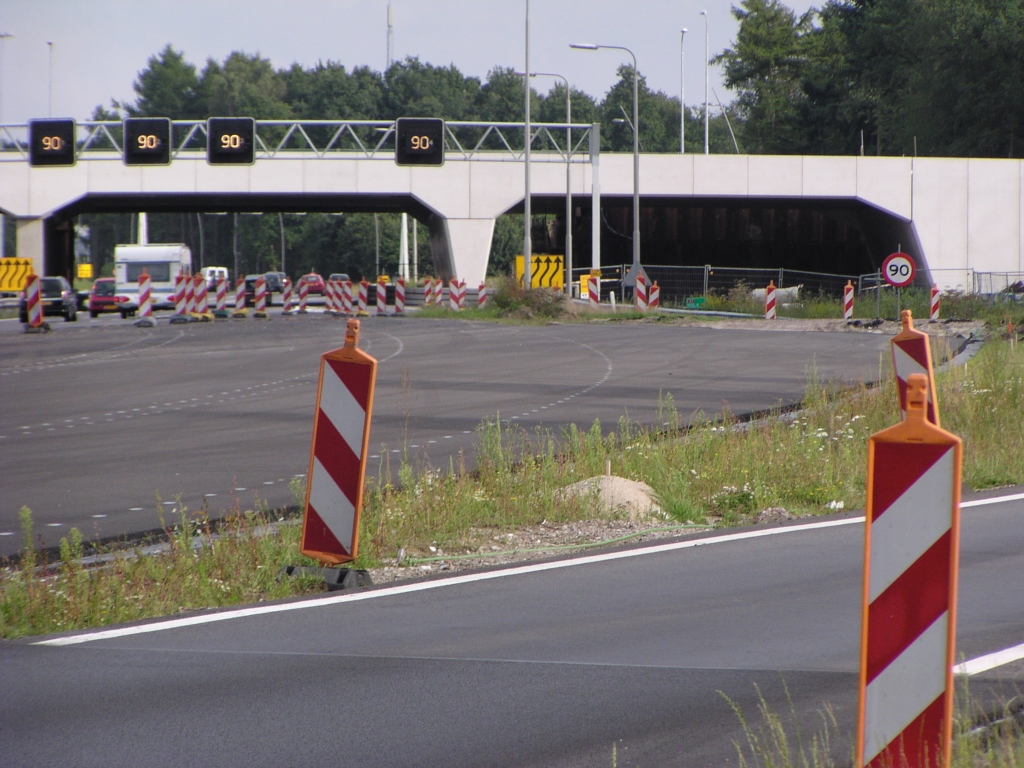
left=881, top=252, right=916, bottom=288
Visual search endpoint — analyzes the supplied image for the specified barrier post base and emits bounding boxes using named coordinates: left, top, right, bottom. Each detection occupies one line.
left=23, top=322, right=51, bottom=334
left=213, top=309, right=230, bottom=319
left=169, top=315, right=193, bottom=324
left=278, top=565, right=372, bottom=592
left=253, top=310, right=269, bottom=319
left=231, top=309, right=248, bottom=319
left=134, top=317, right=156, bottom=328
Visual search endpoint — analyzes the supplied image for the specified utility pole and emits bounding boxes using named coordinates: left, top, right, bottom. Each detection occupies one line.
left=523, top=0, right=532, bottom=289
left=47, top=41, right=54, bottom=117
left=680, top=28, right=687, bottom=153
left=386, top=1, right=394, bottom=68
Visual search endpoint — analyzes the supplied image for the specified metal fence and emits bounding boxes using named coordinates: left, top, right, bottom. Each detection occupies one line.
left=974, top=271, right=1024, bottom=294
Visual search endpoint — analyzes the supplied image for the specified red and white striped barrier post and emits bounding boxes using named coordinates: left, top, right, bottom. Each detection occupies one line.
left=215, top=277, right=228, bottom=312
left=891, top=310, right=940, bottom=426
left=194, top=274, right=209, bottom=315
left=587, top=273, right=600, bottom=310
left=434, top=278, right=444, bottom=306
left=856, top=373, right=961, bottom=768
left=184, top=274, right=196, bottom=315
left=233, top=277, right=247, bottom=317
left=174, top=275, right=187, bottom=316
left=635, top=274, right=648, bottom=312
left=342, top=281, right=354, bottom=314
left=648, top=281, right=660, bottom=310
left=358, top=280, right=369, bottom=313
left=478, top=282, right=487, bottom=309
left=376, top=278, right=387, bottom=315
left=765, top=280, right=777, bottom=320
left=138, top=270, right=152, bottom=317
left=844, top=280, right=855, bottom=320
left=301, top=318, right=377, bottom=565
left=24, top=273, right=44, bottom=329
left=929, top=284, right=940, bottom=323
left=394, top=278, right=405, bottom=315
left=253, top=276, right=268, bottom=318
left=450, top=279, right=466, bottom=311
left=298, top=279, right=309, bottom=313
left=324, top=279, right=337, bottom=315
left=281, top=280, right=293, bottom=314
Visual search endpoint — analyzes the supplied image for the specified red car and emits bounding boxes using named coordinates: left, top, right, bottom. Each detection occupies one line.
left=88, top=277, right=131, bottom=318
left=297, top=272, right=325, bottom=296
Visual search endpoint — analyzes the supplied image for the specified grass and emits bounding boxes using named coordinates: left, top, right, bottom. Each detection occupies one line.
left=2, top=338, right=1022, bottom=640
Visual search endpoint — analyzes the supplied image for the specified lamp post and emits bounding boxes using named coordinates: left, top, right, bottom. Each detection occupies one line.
left=47, top=41, right=54, bottom=118
left=517, top=70, right=573, bottom=292
left=700, top=11, right=709, bottom=155
left=570, top=42, right=641, bottom=283
left=0, top=32, right=11, bottom=258
left=523, top=0, right=532, bottom=289
left=680, top=28, right=687, bottom=154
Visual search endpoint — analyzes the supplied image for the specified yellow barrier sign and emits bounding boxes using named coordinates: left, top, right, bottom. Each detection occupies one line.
left=77, top=263, right=94, bottom=279
left=0, top=258, right=33, bottom=292
left=515, top=254, right=564, bottom=289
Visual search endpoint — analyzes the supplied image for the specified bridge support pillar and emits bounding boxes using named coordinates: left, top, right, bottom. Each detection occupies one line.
left=428, top=215, right=495, bottom=287
left=15, top=218, right=44, bottom=277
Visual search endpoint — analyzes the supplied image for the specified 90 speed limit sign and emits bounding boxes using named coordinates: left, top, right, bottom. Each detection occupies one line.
left=881, top=252, right=916, bottom=288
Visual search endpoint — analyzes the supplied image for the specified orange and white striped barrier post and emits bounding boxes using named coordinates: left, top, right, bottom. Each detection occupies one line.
left=184, top=274, right=196, bottom=315
left=325, top=279, right=338, bottom=315
left=301, top=318, right=377, bottom=565
left=232, top=277, right=247, bottom=318
left=478, top=282, right=487, bottom=309
left=648, top=281, right=660, bottom=310
left=358, top=280, right=369, bottom=313
left=588, top=273, right=600, bottom=310
left=135, top=269, right=155, bottom=326
left=844, top=280, right=855, bottom=320
left=891, top=310, right=939, bottom=426
left=215, top=276, right=228, bottom=312
left=281, top=280, right=293, bottom=314
left=24, top=273, right=45, bottom=330
left=765, top=280, right=777, bottom=320
left=856, top=373, right=961, bottom=768
left=929, top=284, right=940, bottom=323
left=342, top=281, right=354, bottom=314
left=422, top=277, right=432, bottom=307
left=194, top=273, right=210, bottom=318
left=376, top=278, right=387, bottom=315
left=395, top=278, right=405, bottom=315
left=635, top=274, right=648, bottom=311
left=174, top=275, right=187, bottom=316
left=253, top=276, right=269, bottom=318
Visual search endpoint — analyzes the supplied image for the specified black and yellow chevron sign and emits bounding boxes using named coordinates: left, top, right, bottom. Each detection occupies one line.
left=514, top=254, right=565, bottom=289
left=0, top=258, right=34, bottom=292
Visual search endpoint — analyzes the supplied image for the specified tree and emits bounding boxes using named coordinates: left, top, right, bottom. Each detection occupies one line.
left=600, top=65, right=683, bottom=153
left=382, top=57, right=481, bottom=120
left=121, top=44, right=203, bottom=119
left=198, top=52, right=291, bottom=119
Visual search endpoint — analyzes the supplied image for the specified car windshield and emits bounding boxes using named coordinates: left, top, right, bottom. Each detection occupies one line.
left=40, top=278, right=64, bottom=296
left=94, top=281, right=115, bottom=296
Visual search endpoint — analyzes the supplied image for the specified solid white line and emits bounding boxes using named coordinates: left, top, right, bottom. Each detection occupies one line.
left=31, top=490, right=1024, bottom=649
left=956, top=643, right=1024, bottom=676
left=961, top=492, right=1024, bottom=508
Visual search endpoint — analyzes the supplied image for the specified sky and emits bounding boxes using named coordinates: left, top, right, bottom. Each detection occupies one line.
left=0, top=1, right=818, bottom=124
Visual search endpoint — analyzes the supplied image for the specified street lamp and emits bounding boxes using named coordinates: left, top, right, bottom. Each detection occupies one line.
left=700, top=11, right=709, bottom=155
left=0, top=32, right=11, bottom=258
left=47, top=41, right=54, bottom=118
left=517, top=70, right=573, bottom=292
left=680, top=28, right=687, bottom=154
left=570, top=42, right=641, bottom=284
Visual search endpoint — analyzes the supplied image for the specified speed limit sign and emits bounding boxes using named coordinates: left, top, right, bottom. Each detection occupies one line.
left=882, top=252, right=916, bottom=288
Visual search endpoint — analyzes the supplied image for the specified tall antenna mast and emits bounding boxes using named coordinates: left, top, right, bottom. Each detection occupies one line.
left=387, top=2, right=394, bottom=68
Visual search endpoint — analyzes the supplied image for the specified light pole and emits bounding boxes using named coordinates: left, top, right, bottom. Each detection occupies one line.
left=47, top=41, right=54, bottom=117
left=523, top=0, right=532, bottom=289
left=680, top=28, right=687, bottom=153
left=0, top=32, right=11, bottom=258
left=700, top=11, right=709, bottom=155
left=570, top=42, right=641, bottom=283
left=517, top=70, right=573, bottom=292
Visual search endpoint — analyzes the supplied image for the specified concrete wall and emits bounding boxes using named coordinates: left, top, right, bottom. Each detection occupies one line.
left=2, top=153, right=1022, bottom=289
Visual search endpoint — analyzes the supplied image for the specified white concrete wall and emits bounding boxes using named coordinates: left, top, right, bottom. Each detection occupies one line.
left=2, top=153, right=1023, bottom=289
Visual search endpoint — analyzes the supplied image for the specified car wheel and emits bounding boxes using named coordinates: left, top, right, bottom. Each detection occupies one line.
left=19, top=313, right=27, bottom=323
left=67, top=308, right=77, bottom=322
left=90, top=310, right=98, bottom=318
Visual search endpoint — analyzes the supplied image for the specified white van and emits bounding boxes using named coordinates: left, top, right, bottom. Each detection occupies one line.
left=114, top=244, right=192, bottom=310
left=201, top=266, right=229, bottom=290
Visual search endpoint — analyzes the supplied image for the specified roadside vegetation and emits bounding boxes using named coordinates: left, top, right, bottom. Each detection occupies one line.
left=2, top=337, right=1022, bottom=640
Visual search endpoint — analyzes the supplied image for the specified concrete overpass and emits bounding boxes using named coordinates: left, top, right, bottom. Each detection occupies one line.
left=1, top=120, right=1022, bottom=289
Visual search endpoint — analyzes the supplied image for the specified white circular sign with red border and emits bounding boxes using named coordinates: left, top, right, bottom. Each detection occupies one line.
left=882, top=252, right=916, bottom=288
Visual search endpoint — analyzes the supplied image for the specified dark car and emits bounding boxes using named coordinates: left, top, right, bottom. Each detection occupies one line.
left=264, top=272, right=286, bottom=293
left=88, top=277, right=130, bottom=318
left=19, top=276, right=77, bottom=322
left=243, top=275, right=275, bottom=307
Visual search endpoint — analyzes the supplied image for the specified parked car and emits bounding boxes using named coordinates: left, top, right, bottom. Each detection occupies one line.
left=297, top=272, right=325, bottom=295
left=327, top=272, right=350, bottom=284
left=242, top=274, right=277, bottom=307
left=88, top=277, right=132, bottom=318
left=264, top=272, right=287, bottom=293
left=19, top=276, right=77, bottom=322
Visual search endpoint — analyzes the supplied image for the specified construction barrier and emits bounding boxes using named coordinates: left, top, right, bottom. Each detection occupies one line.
left=844, top=280, right=855, bottom=320
left=342, top=281, right=354, bottom=314
left=635, top=274, right=648, bottom=312
left=649, top=281, right=660, bottom=309
left=765, top=280, right=777, bottom=319
left=232, top=277, right=247, bottom=318
left=856, top=373, right=961, bottom=768
left=930, top=285, right=940, bottom=323
left=588, top=274, right=600, bottom=310
left=184, top=274, right=196, bottom=314
left=215, top=277, right=228, bottom=312
left=194, top=274, right=210, bottom=316
left=24, top=273, right=43, bottom=328
left=449, top=279, right=465, bottom=311
left=301, top=318, right=377, bottom=565
left=891, top=310, right=939, bottom=426
left=254, top=276, right=268, bottom=318
left=327, top=279, right=340, bottom=314
left=395, top=278, right=405, bottom=315
left=138, top=271, right=152, bottom=318
left=434, top=279, right=444, bottom=306
left=358, top=280, right=369, bottom=313
left=478, top=282, right=487, bottom=309
left=298, top=280, right=309, bottom=313
left=281, top=281, right=293, bottom=314
left=376, top=279, right=387, bottom=315
left=0, top=258, right=33, bottom=292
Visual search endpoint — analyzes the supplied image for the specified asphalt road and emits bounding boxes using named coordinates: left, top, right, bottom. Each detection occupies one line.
left=3, top=490, right=1022, bottom=767
left=0, top=311, right=891, bottom=557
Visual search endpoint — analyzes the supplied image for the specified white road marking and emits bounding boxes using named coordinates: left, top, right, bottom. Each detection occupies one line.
left=956, top=642, right=1024, bottom=675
